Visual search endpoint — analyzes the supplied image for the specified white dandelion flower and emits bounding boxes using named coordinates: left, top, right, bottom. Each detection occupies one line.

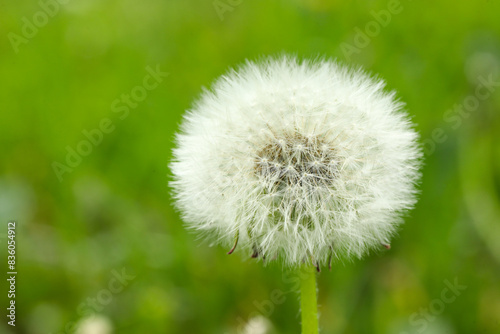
left=243, top=316, right=273, bottom=334
left=75, top=315, right=113, bottom=334
left=170, top=56, right=422, bottom=268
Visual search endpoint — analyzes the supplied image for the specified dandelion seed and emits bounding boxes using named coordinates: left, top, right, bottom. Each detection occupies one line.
left=170, top=56, right=422, bottom=268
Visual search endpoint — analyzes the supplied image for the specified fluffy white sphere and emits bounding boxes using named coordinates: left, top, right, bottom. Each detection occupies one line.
left=170, top=56, right=422, bottom=267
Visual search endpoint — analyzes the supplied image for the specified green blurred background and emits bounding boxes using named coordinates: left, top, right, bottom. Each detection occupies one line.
left=1, top=0, right=500, bottom=333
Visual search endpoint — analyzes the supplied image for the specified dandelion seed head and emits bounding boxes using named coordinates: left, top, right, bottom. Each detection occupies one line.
left=170, top=56, right=422, bottom=267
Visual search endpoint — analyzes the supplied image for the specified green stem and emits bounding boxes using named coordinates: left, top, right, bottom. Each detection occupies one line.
left=300, top=266, right=319, bottom=334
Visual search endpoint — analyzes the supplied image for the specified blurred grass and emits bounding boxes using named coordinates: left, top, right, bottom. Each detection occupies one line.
left=1, top=0, right=500, bottom=333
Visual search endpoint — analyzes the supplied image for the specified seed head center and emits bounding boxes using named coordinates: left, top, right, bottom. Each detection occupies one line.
left=255, top=134, right=337, bottom=188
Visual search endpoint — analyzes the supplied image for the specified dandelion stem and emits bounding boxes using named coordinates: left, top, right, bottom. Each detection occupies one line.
left=300, top=265, right=319, bottom=334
